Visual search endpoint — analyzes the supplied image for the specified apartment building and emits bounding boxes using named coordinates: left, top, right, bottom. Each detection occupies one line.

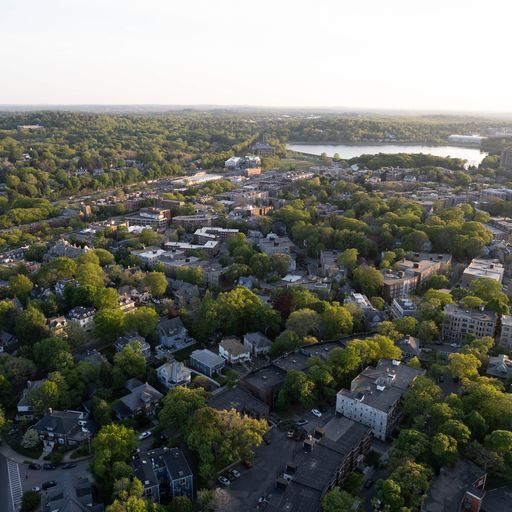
left=499, top=314, right=512, bottom=350
left=336, top=359, right=424, bottom=440
left=461, top=258, right=504, bottom=286
left=441, top=304, right=498, bottom=344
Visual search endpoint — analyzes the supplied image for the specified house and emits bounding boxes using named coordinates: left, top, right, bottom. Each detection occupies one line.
left=422, top=460, right=486, bottom=512
left=219, top=337, right=252, bottom=364
left=55, top=278, right=77, bottom=297
left=119, top=294, right=136, bottom=313
left=42, top=478, right=103, bottom=512
left=441, top=304, right=497, bottom=344
left=48, top=316, right=68, bottom=336
left=16, top=380, right=44, bottom=420
left=133, top=446, right=193, bottom=503
left=336, top=359, right=424, bottom=440
left=157, top=360, right=192, bottom=389
left=0, top=330, right=16, bottom=352
left=486, top=354, right=512, bottom=380
left=189, top=349, right=225, bottom=377
left=67, top=306, right=96, bottom=331
left=33, top=410, right=97, bottom=451
left=115, top=334, right=152, bottom=359
left=113, top=379, right=163, bottom=419
left=398, top=335, right=421, bottom=360
left=244, top=332, right=272, bottom=356
left=157, top=317, right=192, bottom=351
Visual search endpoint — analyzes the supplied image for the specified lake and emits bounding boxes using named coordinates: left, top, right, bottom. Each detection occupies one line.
left=286, top=143, right=488, bottom=166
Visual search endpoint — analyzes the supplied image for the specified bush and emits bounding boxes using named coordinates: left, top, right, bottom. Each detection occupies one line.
left=21, top=490, right=40, bottom=512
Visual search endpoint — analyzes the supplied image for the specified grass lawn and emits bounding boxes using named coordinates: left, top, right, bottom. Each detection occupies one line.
left=11, top=443, right=43, bottom=459
left=273, top=158, right=317, bottom=170
left=172, top=343, right=198, bottom=362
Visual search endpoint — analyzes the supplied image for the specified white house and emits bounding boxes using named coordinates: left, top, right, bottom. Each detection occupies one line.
left=67, top=306, right=96, bottom=331
left=219, top=337, right=252, bottom=364
left=157, top=360, right=192, bottom=390
left=243, top=332, right=272, bottom=356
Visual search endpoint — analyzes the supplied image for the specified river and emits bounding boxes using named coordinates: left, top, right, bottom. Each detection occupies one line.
left=286, top=143, right=488, bottom=166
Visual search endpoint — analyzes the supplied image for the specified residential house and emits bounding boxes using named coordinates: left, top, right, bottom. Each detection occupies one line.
left=48, top=315, right=68, bottom=336
left=219, top=337, right=252, bottom=364
left=157, top=360, right=192, bottom=390
left=67, top=306, right=96, bottom=331
left=243, top=332, right=272, bottom=356
left=16, top=380, right=43, bottom=420
left=119, top=294, right=136, bottom=313
left=33, top=410, right=97, bottom=451
left=391, top=298, right=416, bottom=319
left=115, top=334, right=152, bottom=359
left=42, top=478, right=103, bottom=512
left=486, top=354, right=512, bottom=380
left=113, top=379, right=163, bottom=420
left=157, top=317, right=192, bottom=351
left=189, top=349, right=225, bottom=377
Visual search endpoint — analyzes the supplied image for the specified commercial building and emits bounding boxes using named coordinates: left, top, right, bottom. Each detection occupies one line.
left=441, top=304, right=498, bottom=343
left=258, top=232, right=296, bottom=257
left=336, top=359, right=424, bottom=440
left=126, top=207, right=171, bottom=228
left=447, top=134, right=486, bottom=145
left=461, top=258, right=504, bottom=286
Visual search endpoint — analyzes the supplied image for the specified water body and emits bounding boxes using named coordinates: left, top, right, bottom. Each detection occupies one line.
left=287, top=143, right=488, bottom=166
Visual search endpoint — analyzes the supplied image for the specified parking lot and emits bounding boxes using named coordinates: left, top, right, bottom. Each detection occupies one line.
left=219, top=409, right=336, bottom=511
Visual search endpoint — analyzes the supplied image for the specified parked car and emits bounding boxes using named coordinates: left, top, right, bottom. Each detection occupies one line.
left=217, top=475, right=230, bottom=486
left=296, top=419, right=308, bottom=426
left=31, top=486, right=41, bottom=493
left=241, top=459, right=253, bottom=468
left=42, top=480, right=57, bottom=490
left=28, top=463, right=41, bottom=470
left=311, top=409, right=322, bottom=418
left=43, top=463, right=56, bottom=470
left=229, top=468, right=241, bottom=479
left=287, top=430, right=294, bottom=439
left=138, top=431, right=151, bottom=440
left=61, top=463, right=77, bottom=469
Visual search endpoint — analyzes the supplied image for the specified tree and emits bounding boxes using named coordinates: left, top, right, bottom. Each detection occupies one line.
left=270, top=253, right=292, bottom=276
left=320, top=302, right=353, bottom=339
left=389, top=429, right=430, bottom=466
left=94, top=308, right=125, bottom=342
left=376, top=479, right=404, bottom=512
left=277, top=370, right=315, bottom=409
left=28, top=372, right=67, bottom=414
left=470, top=277, right=508, bottom=303
left=186, top=407, right=267, bottom=480
left=144, top=272, right=167, bottom=297
left=388, top=461, right=432, bottom=510
left=417, top=320, right=438, bottom=344
left=76, top=262, right=106, bottom=288
left=9, top=274, right=33, bottom=301
left=15, top=306, right=50, bottom=344
left=403, top=376, right=441, bottom=420
left=432, top=432, right=458, bottom=466
left=32, top=337, right=72, bottom=372
left=124, top=307, right=158, bottom=338
left=407, top=356, right=422, bottom=369
left=113, top=342, right=147, bottom=380
left=485, top=430, right=512, bottom=457
left=21, top=428, right=40, bottom=449
left=21, top=491, right=40, bottom=512
left=168, top=497, right=193, bottom=512
left=95, top=248, right=115, bottom=266
left=159, top=386, right=207, bottom=432
left=448, top=352, right=481, bottom=380
left=322, top=488, right=360, bottom=512
left=338, top=248, right=358, bottom=276
left=269, top=330, right=300, bottom=358
left=370, top=296, right=385, bottom=310
left=377, top=321, right=400, bottom=341
left=440, top=419, right=471, bottom=447
left=91, top=424, right=138, bottom=485
left=94, top=287, right=121, bottom=310
left=286, top=308, right=320, bottom=338
left=462, top=295, right=485, bottom=309
left=352, top=265, right=383, bottom=297
left=394, top=316, right=418, bottom=336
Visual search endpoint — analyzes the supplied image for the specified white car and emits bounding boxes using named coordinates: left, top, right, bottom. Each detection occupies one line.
left=138, top=431, right=151, bottom=440
left=229, top=468, right=241, bottom=479
left=311, top=409, right=322, bottom=418
left=32, top=486, right=41, bottom=493
left=218, top=475, right=230, bottom=486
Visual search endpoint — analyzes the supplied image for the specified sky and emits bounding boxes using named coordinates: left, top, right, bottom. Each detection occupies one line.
left=0, top=0, right=511, bottom=111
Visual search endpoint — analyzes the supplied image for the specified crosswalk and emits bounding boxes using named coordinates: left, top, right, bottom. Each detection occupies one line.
left=7, top=459, right=22, bottom=511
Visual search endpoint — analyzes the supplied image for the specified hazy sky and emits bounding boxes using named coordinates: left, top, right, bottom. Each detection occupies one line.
left=1, top=0, right=510, bottom=111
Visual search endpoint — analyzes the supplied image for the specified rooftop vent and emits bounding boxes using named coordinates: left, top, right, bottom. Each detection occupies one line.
left=376, top=384, right=386, bottom=391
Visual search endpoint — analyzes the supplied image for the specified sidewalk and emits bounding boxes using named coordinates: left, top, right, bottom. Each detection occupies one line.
left=0, top=440, right=92, bottom=465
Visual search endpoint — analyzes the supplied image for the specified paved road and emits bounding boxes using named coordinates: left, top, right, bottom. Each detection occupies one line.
left=0, top=453, right=17, bottom=512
